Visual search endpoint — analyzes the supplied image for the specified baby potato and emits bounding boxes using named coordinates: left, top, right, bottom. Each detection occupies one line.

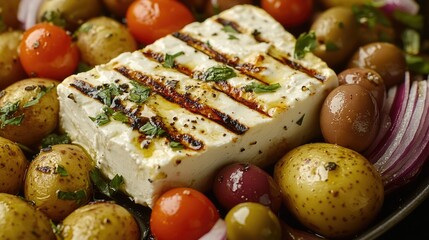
left=24, top=144, right=94, bottom=222
left=0, top=78, right=60, bottom=146
left=0, top=136, right=28, bottom=194
left=59, top=201, right=140, bottom=240
left=75, top=16, right=138, bottom=67
left=0, top=31, right=27, bottom=89
left=0, top=193, right=56, bottom=240
left=274, top=143, right=384, bottom=239
left=0, top=0, right=21, bottom=31
left=102, top=0, right=134, bottom=18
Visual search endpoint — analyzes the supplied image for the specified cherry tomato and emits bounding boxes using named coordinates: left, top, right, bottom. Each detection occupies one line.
left=150, top=187, right=219, bottom=240
left=19, top=23, right=79, bottom=81
left=261, top=0, right=314, bottom=28
left=126, top=0, right=194, bottom=45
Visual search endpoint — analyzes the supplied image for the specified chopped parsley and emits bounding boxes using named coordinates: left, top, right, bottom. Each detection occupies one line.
left=352, top=4, right=391, bottom=28
left=23, top=85, right=54, bottom=108
left=221, top=25, right=238, bottom=34
left=228, top=34, right=239, bottom=40
left=139, top=122, right=165, bottom=137
left=244, top=82, right=281, bottom=93
left=41, top=133, right=71, bottom=148
left=76, top=62, right=92, bottom=73
left=40, top=10, right=67, bottom=28
left=89, top=112, right=110, bottom=126
left=163, top=51, right=184, bottom=68
left=128, top=81, right=150, bottom=104
left=405, top=54, right=429, bottom=74
left=90, top=168, right=124, bottom=197
left=96, top=84, right=121, bottom=106
left=112, top=112, right=128, bottom=123
left=0, top=101, right=24, bottom=128
left=202, top=66, right=237, bottom=81
left=170, top=141, right=184, bottom=150
left=393, top=10, right=423, bottom=30
left=57, top=189, right=86, bottom=204
left=294, top=31, right=317, bottom=59
left=56, top=165, right=68, bottom=177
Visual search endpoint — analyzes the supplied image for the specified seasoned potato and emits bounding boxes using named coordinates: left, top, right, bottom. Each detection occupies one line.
left=0, top=136, right=28, bottom=194
left=102, top=0, right=134, bottom=18
left=0, top=193, right=56, bottom=240
left=274, top=143, right=384, bottom=239
left=0, top=0, right=21, bottom=32
left=37, top=0, right=102, bottom=31
left=0, top=78, right=60, bottom=146
left=75, top=16, right=138, bottom=66
left=59, top=201, right=140, bottom=240
left=24, top=144, right=94, bottom=221
left=0, top=31, right=27, bottom=89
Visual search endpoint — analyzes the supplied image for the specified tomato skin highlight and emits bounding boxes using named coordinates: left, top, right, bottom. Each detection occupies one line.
left=261, top=0, right=314, bottom=28
left=19, top=23, right=79, bottom=81
left=150, top=187, right=219, bottom=240
left=126, top=0, right=194, bottom=45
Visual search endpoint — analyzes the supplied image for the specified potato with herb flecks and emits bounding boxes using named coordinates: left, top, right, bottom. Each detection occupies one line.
left=274, top=143, right=384, bottom=239
left=0, top=136, right=28, bottom=194
left=0, top=31, right=27, bottom=89
left=24, top=144, right=94, bottom=222
left=0, top=78, right=59, bottom=147
left=0, top=193, right=56, bottom=240
left=59, top=201, right=140, bottom=240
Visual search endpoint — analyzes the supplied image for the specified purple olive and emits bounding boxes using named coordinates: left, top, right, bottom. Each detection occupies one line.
left=213, top=163, right=281, bottom=212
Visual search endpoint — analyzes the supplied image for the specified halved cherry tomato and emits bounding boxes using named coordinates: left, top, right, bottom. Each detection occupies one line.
left=126, top=0, right=194, bottom=45
left=261, top=0, right=314, bottom=28
left=19, top=23, right=79, bottom=81
left=150, top=187, right=219, bottom=240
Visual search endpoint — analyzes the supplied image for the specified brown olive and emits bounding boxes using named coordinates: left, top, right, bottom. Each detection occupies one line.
left=102, top=0, right=134, bottom=18
left=320, top=84, right=379, bottom=152
left=310, top=7, right=359, bottom=68
left=204, top=0, right=254, bottom=17
left=348, top=42, right=406, bottom=88
left=338, top=67, right=386, bottom=109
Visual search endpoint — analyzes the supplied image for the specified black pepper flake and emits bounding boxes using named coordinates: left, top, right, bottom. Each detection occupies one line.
left=36, top=166, right=52, bottom=173
left=175, top=160, right=182, bottom=165
left=240, top=148, right=245, bottom=152
left=296, top=114, right=305, bottom=126
left=25, top=85, right=37, bottom=91
left=325, top=162, right=338, bottom=171
left=67, top=93, right=76, bottom=103
left=41, top=146, right=53, bottom=152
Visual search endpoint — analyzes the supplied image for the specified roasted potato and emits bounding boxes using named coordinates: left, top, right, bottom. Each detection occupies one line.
left=102, top=0, right=134, bottom=18
left=59, top=201, right=140, bottom=240
left=0, top=31, right=27, bottom=90
left=0, top=136, right=28, bottom=194
left=0, top=78, right=60, bottom=146
left=75, top=16, right=138, bottom=66
left=0, top=0, right=21, bottom=32
left=24, top=144, right=94, bottom=221
left=0, top=193, right=56, bottom=240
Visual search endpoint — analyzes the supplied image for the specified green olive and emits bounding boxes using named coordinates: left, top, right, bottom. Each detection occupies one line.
left=0, top=193, right=56, bottom=240
left=274, top=143, right=384, bottom=239
left=0, top=31, right=27, bottom=89
left=0, top=0, right=21, bottom=32
left=37, top=0, right=102, bottom=31
left=348, top=42, right=407, bottom=88
left=225, top=202, right=282, bottom=240
left=24, top=144, right=94, bottom=221
left=75, top=16, right=138, bottom=66
left=310, top=7, right=359, bottom=67
left=0, top=136, right=28, bottom=194
left=102, top=0, right=134, bottom=18
left=59, top=201, right=140, bottom=240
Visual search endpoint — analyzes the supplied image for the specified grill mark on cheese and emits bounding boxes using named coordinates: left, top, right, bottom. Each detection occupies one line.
left=142, top=49, right=270, bottom=117
left=214, top=17, right=326, bottom=82
left=115, top=65, right=249, bottom=135
left=69, top=79, right=204, bottom=150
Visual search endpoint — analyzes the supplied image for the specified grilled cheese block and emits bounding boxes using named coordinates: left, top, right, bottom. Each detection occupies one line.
left=57, top=5, right=338, bottom=207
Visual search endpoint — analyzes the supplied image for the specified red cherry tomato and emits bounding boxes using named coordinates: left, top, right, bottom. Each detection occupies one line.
left=126, top=0, right=195, bottom=45
left=19, top=23, right=79, bottom=80
left=261, top=0, right=314, bottom=28
left=150, top=187, right=219, bottom=240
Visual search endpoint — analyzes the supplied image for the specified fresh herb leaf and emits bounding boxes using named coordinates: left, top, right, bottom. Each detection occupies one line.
left=294, top=31, right=317, bottom=59
left=352, top=4, right=391, bottom=28
left=0, top=101, right=24, bottom=128
left=163, top=51, right=184, bottom=68
left=406, top=54, right=429, bottom=74
left=89, top=112, right=110, bottom=126
left=57, top=189, right=86, bottom=204
left=40, top=10, right=67, bottom=28
left=170, top=141, right=184, bottom=150
left=128, top=81, right=150, bottom=104
left=228, top=34, right=239, bottom=40
left=222, top=25, right=238, bottom=34
left=393, top=10, right=423, bottom=30
left=1, top=115, right=24, bottom=128
left=41, top=133, right=71, bottom=148
left=244, top=82, right=281, bottom=93
left=402, top=29, right=420, bottom=55
left=102, top=105, right=114, bottom=116
left=23, top=85, right=54, bottom=108
left=96, top=84, right=120, bottom=106
left=139, top=122, right=165, bottom=137
left=112, top=112, right=128, bottom=123
left=202, top=66, right=237, bottom=81
left=76, top=62, right=92, bottom=73
left=325, top=41, right=340, bottom=51
left=50, top=220, right=62, bottom=236
left=90, top=168, right=124, bottom=197
left=56, top=165, right=68, bottom=177
left=296, top=114, right=305, bottom=126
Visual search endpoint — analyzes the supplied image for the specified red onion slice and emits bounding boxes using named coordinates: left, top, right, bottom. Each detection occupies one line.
left=199, top=219, right=226, bottom=240
left=377, top=0, right=420, bottom=15
left=18, top=0, right=44, bottom=30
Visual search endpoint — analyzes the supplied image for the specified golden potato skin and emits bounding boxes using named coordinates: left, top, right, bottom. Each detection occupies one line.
left=0, top=0, right=21, bottom=31
left=76, top=16, right=137, bottom=66
left=274, top=143, right=384, bottom=239
left=24, top=144, right=94, bottom=222
left=0, top=193, right=56, bottom=240
left=0, top=31, right=27, bottom=89
left=0, top=136, right=28, bottom=194
left=59, top=201, right=140, bottom=240
left=0, top=78, right=59, bottom=146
